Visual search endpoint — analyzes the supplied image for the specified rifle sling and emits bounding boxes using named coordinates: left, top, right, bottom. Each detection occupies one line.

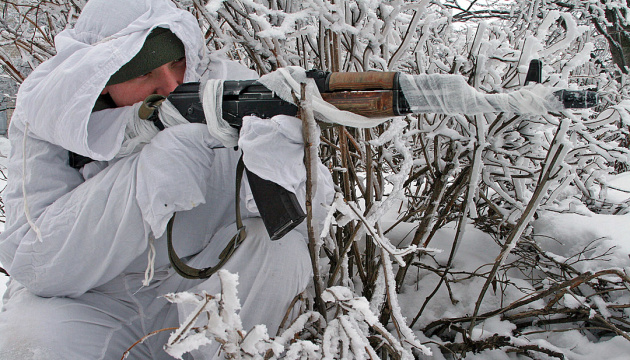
left=167, top=156, right=247, bottom=279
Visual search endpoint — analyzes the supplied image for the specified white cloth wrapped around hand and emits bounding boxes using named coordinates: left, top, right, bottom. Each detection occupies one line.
left=236, top=114, right=335, bottom=229
left=238, top=115, right=308, bottom=195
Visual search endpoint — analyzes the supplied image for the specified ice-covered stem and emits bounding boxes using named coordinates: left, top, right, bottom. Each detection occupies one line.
left=336, top=126, right=356, bottom=202
left=387, top=0, right=430, bottom=70
left=468, top=117, right=571, bottom=334
left=407, top=115, right=485, bottom=323
left=269, top=311, right=325, bottom=357
left=394, top=136, right=461, bottom=291
left=408, top=170, right=474, bottom=328
left=378, top=248, right=432, bottom=357
left=163, top=271, right=248, bottom=359
left=299, top=82, right=328, bottom=321
left=345, top=201, right=417, bottom=264
left=423, top=269, right=630, bottom=337
left=322, top=286, right=430, bottom=359
left=362, top=127, right=381, bottom=300
left=166, top=293, right=214, bottom=348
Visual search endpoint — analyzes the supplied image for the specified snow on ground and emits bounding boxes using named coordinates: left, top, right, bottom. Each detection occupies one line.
left=533, top=210, right=630, bottom=273
left=382, top=188, right=630, bottom=359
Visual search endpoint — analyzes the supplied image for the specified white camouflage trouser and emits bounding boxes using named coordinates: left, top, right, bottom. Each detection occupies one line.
left=0, top=218, right=312, bottom=360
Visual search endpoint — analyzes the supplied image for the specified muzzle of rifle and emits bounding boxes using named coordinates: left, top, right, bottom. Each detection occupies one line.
left=553, top=89, right=598, bottom=109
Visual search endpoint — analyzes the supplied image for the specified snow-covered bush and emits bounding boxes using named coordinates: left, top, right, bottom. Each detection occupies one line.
left=3, top=0, right=630, bottom=358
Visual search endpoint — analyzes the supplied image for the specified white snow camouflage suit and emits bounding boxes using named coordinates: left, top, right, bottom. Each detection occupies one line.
left=0, top=0, right=334, bottom=358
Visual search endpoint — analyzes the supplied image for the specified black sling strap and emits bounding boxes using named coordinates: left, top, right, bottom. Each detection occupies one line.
left=167, top=157, right=248, bottom=279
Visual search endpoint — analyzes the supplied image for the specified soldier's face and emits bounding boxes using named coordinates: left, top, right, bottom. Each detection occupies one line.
left=102, top=57, right=186, bottom=107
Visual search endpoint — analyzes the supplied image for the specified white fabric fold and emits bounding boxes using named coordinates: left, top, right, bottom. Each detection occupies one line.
left=238, top=115, right=308, bottom=194
left=202, top=80, right=239, bottom=148
left=399, top=74, right=564, bottom=115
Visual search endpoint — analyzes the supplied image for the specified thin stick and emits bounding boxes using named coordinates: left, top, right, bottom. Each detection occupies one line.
left=299, top=82, right=327, bottom=320
left=277, top=292, right=305, bottom=336
left=120, top=327, right=179, bottom=360
left=468, top=119, right=570, bottom=333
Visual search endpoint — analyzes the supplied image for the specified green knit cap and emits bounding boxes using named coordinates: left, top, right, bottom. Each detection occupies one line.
left=107, top=27, right=185, bottom=86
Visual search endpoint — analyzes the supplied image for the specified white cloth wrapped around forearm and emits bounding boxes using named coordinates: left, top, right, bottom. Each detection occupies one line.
left=398, top=74, right=564, bottom=115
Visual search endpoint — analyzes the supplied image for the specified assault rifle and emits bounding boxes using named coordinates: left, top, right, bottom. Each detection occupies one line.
left=163, top=70, right=413, bottom=242
left=161, top=68, right=597, bottom=241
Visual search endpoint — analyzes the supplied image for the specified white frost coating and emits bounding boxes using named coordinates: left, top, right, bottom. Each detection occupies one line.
left=369, top=265, right=386, bottom=316
left=240, top=324, right=269, bottom=355
left=593, top=296, right=612, bottom=319
left=399, top=74, right=564, bottom=115
left=330, top=194, right=360, bottom=227
left=536, top=10, right=560, bottom=43
left=540, top=12, right=588, bottom=58
left=285, top=340, right=320, bottom=359
left=346, top=200, right=417, bottom=265
left=320, top=193, right=344, bottom=239
left=166, top=292, right=218, bottom=358
left=339, top=316, right=371, bottom=360
left=563, top=293, right=586, bottom=309
left=470, top=316, right=517, bottom=341
left=561, top=42, right=595, bottom=80
left=380, top=251, right=432, bottom=356
left=272, top=312, right=324, bottom=356
left=321, top=286, right=430, bottom=358
left=205, top=0, right=227, bottom=13
left=465, top=114, right=486, bottom=221
left=322, top=286, right=354, bottom=303
left=166, top=332, right=213, bottom=360
left=164, top=271, right=252, bottom=359
left=218, top=270, right=243, bottom=335
left=322, top=318, right=341, bottom=360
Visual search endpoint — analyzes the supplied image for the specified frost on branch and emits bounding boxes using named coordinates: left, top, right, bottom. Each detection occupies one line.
left=164, top=270, right=250, bottom=359
left=321, top=286, right=431, bottom=359
left=162, top=271, right=430, bottom=359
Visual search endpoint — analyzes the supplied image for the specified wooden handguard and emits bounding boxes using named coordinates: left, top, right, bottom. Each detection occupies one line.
left=320, top=91, right=400, bottom=118
left=311, top=71, right=410, bottom=117
left=327, top=72, right=399, bottom=91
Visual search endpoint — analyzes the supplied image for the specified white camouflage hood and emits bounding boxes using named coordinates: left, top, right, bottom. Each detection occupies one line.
left=12, top=0, right=207, bottom=160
